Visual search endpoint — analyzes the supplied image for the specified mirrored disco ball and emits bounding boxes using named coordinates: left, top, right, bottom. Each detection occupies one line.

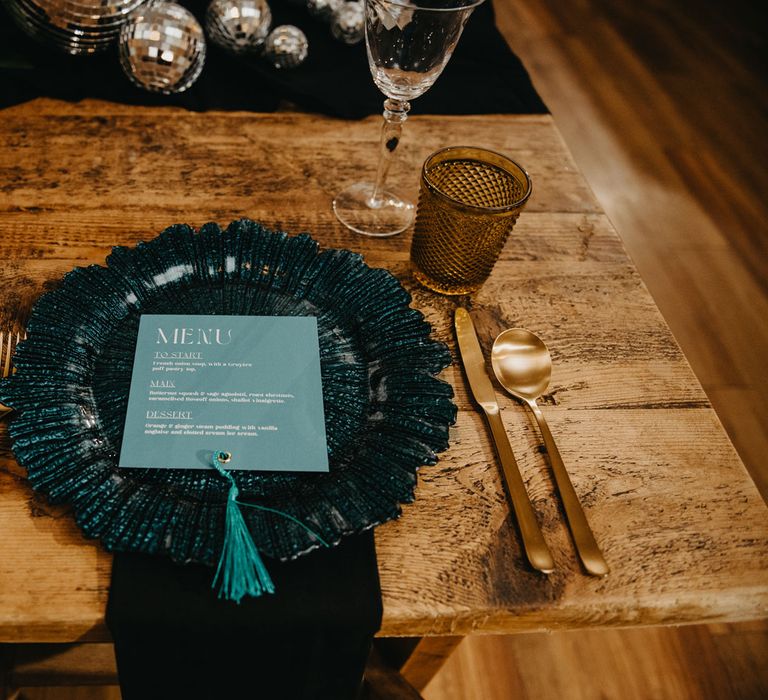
left=263, top=25, right=308, bottom=69
left=119, top=2, right=207, bottom=94
left=2, top=0, right=148, bottom=55
left=306, top=0, right=342, bottom=22
left=331, top=1, right=364, bottom=45
left=205, top=0, right=272, bottom=54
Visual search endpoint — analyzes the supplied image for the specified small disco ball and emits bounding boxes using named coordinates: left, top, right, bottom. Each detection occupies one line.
left=205, top=0, right=272, bottom=54
left=119, top=1, right=207, bottom=94
left=331, top=1, right=364, bottom=45
left=306, top=0, right=342, bottom=22
left=3, top=0, right=146, bottom=55
left=263, top=25, right=308, bottom=69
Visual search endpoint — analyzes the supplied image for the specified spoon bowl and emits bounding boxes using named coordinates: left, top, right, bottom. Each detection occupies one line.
left=490, top=328, right=552, bottom=401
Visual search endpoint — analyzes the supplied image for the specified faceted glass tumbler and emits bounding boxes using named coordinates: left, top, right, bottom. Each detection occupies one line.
left=410, top=146, right=532, bottom=295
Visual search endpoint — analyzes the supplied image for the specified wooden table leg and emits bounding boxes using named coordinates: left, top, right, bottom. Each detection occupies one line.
left=400, top=636, right=464, bottom=691
left=373, top=636, right=464, bottom=692
left=365, top=647, right=425, bottom=700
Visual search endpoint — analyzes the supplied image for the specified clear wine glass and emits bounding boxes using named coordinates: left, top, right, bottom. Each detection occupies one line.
left=333, top=0, right=484, bottom=237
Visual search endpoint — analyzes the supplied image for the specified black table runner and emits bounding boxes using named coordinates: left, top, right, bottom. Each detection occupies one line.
left=0, top=0, right=547, bottom=117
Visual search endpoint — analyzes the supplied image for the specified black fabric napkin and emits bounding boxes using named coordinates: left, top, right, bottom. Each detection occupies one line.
left=106, top=530, right=382, bottom=699
left=0, top=0, right=547, bottom=117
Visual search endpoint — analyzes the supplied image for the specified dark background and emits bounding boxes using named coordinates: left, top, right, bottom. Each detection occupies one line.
left=0, top=0, right=547, bottom=117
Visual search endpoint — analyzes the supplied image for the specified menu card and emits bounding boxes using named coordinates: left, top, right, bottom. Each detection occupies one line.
left=118, top=314, right=329, bottom=472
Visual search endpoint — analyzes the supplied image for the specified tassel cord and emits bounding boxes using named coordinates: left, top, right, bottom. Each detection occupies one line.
left=235, top=500, right=330, bottom=548
left=211, top=453, right=330, bottom=548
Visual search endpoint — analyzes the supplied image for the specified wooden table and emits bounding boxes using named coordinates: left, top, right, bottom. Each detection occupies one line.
left=1, top=100, right=767, bottom=688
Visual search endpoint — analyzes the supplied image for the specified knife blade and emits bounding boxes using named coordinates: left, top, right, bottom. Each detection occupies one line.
left=454, top=307, right=555, bottom=573
left=454, top=307, right=503, bottom=413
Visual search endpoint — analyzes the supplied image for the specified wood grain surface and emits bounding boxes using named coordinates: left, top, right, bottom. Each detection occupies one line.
left=0, top=100, right=766, bottom=643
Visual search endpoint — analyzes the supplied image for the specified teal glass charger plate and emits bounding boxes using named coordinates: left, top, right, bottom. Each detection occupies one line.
left=0, top=220, right=455, bottom=566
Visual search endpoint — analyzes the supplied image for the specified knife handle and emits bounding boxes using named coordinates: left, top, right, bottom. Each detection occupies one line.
left=485, top=408, right=555, bottom=574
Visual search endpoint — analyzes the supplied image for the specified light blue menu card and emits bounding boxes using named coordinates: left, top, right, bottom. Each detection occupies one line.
left=118, top=314, right=329, bottom=472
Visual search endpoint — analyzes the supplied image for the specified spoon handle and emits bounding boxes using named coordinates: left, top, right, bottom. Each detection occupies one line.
left=484, top=409, right=555, bottom=574
left=528, top=400, right=610, bottom=577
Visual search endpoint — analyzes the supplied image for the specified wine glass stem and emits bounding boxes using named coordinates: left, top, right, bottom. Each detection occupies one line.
left=369, top=98, right=410, bottom=208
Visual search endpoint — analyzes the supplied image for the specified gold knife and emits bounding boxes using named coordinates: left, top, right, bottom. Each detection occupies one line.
left=454, top=307, right=555, bottom=574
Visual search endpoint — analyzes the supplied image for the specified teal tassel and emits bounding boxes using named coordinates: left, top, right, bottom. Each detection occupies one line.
left=210, top=450, right=328, bottom=604
left=211, top=452, right=275, bottom=603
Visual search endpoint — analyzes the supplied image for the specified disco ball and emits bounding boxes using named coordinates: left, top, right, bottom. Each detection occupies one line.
left=263, top=25, right=308, bottom=69
left=205, top=0, right=272, bottom=54
left=2, top=0, right=147, bottom=55
left=331, top=1, right=364, bottom=45
left=306, top=0, right=342, bottom=22
left=119, top=2, right=207, bottom=95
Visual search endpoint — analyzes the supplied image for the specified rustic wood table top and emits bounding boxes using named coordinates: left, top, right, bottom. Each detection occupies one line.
left=1, top=100, right=766, bottom=643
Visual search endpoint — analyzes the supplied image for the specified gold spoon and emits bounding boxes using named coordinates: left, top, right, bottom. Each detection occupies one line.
left=491, top=329, right=609, bottom=577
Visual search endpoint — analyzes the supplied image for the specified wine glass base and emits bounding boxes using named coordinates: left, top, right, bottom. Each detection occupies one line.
left=333, top=182, right=415, bottom=237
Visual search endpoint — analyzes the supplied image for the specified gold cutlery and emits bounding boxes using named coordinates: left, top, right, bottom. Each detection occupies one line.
left=454, top=308, right=555, bottom=574
left=491, top=328, right=609, bottom=577
left=0, top=326, right=26, bottom=416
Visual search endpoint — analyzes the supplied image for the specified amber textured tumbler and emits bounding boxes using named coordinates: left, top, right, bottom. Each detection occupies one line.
left=410, top=147, right=532, bottom=295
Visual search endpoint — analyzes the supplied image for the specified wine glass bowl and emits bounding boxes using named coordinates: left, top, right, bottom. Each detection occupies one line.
left=333, top=0, right=484, bottom=237
left=367, top=0, right=472, bottom=100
